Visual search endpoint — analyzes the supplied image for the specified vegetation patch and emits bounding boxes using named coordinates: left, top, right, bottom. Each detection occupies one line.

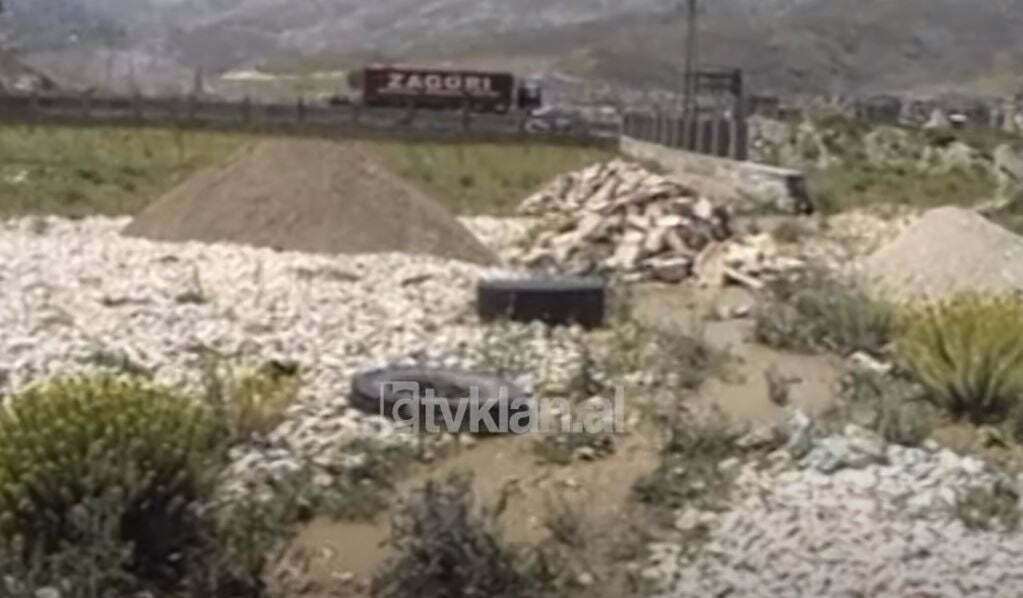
left=809, top=162, right=996, bottom=215
left=897, top=292, right=1023, bottom=425
left=0, top=374, right=275, bottom=595
left=0, top=126, right=246, bottom=218
left=361, top=140, right=615, bottom=216
left=954, top=483, right=1022, bottom=533
left=633, top=411, right=742, bottom=512
left=753, top=269, right=895, bottom=356
left=372, top=473, right=547, bottom=598
left=823, top=369, right=937, bottom=447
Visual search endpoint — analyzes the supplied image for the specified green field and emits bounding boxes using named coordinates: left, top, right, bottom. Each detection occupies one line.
left=0, top=125, right=248, bottom=219
left=0, top=125, right=615, bottom=219
left=361, top=140, right=616, bottom=216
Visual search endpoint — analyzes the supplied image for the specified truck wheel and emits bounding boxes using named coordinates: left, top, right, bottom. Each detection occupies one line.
left=476, top=276, right=606, bottom=328
left=349, top=367, right=532, bottom=434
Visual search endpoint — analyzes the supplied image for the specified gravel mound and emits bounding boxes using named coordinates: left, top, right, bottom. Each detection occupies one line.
left=646, top=419, right=1023, bottom=598
left=861, top=206, right=1023, bottom=302
left=124, top=140, right=497, bottom=266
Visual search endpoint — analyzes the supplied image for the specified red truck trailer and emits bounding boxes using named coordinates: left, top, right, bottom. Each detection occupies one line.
left=349, top=66, right=541, bottom=114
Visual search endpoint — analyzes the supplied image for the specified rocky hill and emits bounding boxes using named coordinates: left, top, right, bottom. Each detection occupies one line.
left=2, top=0, right=1023, bottom=97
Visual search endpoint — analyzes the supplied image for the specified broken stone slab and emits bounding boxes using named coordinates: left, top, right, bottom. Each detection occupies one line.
left=782, top=408, right=814, bottom=459
left=646, top=256, right=692, bottom=283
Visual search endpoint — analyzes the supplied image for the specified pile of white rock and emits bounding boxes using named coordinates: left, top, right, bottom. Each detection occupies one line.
left=0, top=216, right=590, bottom=494
left=513, top=160, right=804, bottom=285
left=645, top=411, right=1023, bottom=598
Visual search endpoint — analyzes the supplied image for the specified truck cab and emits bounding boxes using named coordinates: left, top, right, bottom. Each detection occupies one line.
left=516, top=80, right=543, bottom=111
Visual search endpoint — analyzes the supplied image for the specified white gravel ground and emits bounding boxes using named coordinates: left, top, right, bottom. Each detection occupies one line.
left=7, top=215, right=1023, bottom=596
left=0, top=215, right=585, bottom=493
left=646, top=421, right=1023, bottom=598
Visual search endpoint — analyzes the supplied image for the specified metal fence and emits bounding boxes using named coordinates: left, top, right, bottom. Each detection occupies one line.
left=621, top=112, right=748, bottom=161
left=0, top=91, right=621, bottom=144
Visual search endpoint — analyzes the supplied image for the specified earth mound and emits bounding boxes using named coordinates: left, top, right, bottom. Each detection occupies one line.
left=862, top=206, right=1023, bottom=302
left=124, top=140, right=497, bottom=266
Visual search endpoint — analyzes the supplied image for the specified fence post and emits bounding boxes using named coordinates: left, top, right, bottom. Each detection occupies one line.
left=80, top=90, right=91, bottom=118
left=694, top=117, right=702, bottom=153
left=733, top=85, right=747, bottom=160
left=29, top=88, right=39, bottom=125
left=296, top=97, right=306, bottom=124
left=710, top=116, right=721, bottom=157
left=405, top=101, right=417, bottom=126
left=132, top=91, right=143, bottom=122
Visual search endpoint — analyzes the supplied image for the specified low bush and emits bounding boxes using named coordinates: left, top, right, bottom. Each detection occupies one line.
left=372, top=473, right=544, bottom=598
left=633, top=410, right=742, bottom=511
left=0, top=374, right=256, bottom=595
left=197, top=352, right=301, bottom=443
left=824, top=369, right=936, bottom=447
left=954, top=482, right=1022, bottom=533
left=897, top=292, right=1023, bottom=424
left=754, top=270, right=894, bottom=356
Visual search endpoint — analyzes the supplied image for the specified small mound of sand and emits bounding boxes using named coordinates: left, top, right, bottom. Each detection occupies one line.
left=862, top=206, right=1023, bottom=302
left=124, top=140, right=497, bottom=266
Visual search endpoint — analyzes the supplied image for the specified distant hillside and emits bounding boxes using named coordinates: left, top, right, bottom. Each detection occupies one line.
left=0, top=49, right=57, bottom=92
left=404, top=0, right=1023, bottom=97
left=2, top=0, right=1022, bottom=98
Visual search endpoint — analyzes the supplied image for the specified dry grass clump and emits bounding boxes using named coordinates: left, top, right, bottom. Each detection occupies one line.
left=897, top=292, right=1023, bottom=425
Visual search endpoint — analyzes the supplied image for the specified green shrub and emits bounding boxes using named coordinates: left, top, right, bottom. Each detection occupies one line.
left=197, top=353, right=301, bottom=444
left=633, top=412, right=741, bottom=511
left=955, top=482, right=1022, bottom=533
left=372, top=473, right=542, bottom=598
left=825, top=369, right=936, bottom=447
left=754, top=270, right=894, bottom=356
left=898, top=292, right=1023, bottom=424
left=0, top=375, right=226, bottom=590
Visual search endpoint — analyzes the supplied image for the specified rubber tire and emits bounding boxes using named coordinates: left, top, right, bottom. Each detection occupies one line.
left=349, top=367, right=531, bottom=434
left=476, top=276, right=606, bottom=328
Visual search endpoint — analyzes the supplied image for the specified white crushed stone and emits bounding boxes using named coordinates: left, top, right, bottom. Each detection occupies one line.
left=458, top=215, right=536, bottom=262
left=0, top=215, right=587, bottom=493
left=647, top=420, right=1023, bottom=598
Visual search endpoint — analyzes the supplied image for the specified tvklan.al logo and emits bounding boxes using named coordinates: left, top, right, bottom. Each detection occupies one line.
left=378, top=382, right=629, bottom=435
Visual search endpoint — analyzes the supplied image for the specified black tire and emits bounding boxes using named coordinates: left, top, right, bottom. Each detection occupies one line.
left=349, top=367, right=532, bottom=435
left=476, top=276, right=606, bottom=328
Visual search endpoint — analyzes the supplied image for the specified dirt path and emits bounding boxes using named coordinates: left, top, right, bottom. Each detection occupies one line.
left=285, top=422, right=662, bottom=596
left=284, top=280, right=844, bottom=596
left=631, top=281, right=844, bottom=423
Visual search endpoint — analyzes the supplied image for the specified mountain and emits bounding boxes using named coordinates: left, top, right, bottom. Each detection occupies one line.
left=1, top=0, right=1022, bottom=98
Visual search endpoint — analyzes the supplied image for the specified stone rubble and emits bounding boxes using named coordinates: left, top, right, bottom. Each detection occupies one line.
left=0, top=216, right=590, bottom=497
left=646, top=412, right=1023, bottom=598
left=513, top=159, right=804, bottom=284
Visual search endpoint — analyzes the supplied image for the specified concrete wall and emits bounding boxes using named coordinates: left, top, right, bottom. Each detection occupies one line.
left=620, top=135, right=813, bottom=215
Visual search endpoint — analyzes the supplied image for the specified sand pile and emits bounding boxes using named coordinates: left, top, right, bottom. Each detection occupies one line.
left=124, top=140, right=497, bottom=266
left=862, top=206, right=1023, bottom=301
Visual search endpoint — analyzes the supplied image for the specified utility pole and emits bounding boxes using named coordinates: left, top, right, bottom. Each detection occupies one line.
left=682, top=0, right=699, bottom=115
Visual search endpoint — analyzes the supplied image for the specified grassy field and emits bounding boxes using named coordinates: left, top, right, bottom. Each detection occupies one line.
left=0, top=125, right=615, bottom=219
left=361, top=140, right=616, bottom=216
left=0, top=125, right=247, bottom=219
left=809, top=162, right=999, bottom=215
